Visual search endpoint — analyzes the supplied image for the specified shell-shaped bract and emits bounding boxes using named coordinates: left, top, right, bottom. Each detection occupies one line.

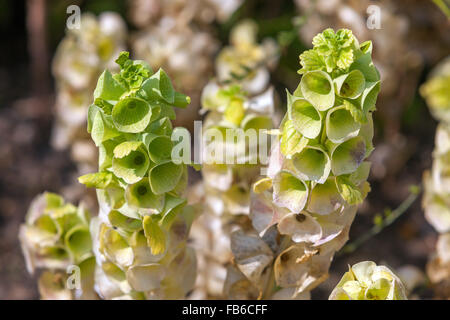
left=79, top=51, right=196, bottom=299
left=19, top=192, right=97, bottom=299
left=329, top=261, right=407, bottom=300
left=421, top=56, right=450, bottom=298
left=246, top=28, right=379, bottom=298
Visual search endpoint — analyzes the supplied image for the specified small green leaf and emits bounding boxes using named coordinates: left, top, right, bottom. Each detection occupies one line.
left=142, top=216, right=166, bottom=255
left=173, top=91, right=190, bottom=108
left=280, top=120, right=308, bottom=157
left=90, top=106, right=121, bottom=146
left=336, top=176, right=364, bottom=205
left=342, top=99, right=366, bottom=123
left=78, top=172, right=117, bottom=189
left=94, top=70, right=126, bottom=101
left=108, top=210, right=142, bottom=232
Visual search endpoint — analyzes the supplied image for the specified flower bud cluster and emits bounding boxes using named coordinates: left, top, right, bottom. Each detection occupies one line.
left=329, top=261, right=407, bottom=300
left=190, top=21, right=279, bottom=298
left=19, top=192, right=96, bottom=299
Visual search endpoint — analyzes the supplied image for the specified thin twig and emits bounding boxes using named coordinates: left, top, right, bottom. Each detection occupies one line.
left=338, top=186, right=421, bottom=256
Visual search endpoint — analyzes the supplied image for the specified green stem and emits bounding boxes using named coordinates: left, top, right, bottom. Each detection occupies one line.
left=433, top=0, right=450, bottom=18
left=338, top=187, right=420, bottom=256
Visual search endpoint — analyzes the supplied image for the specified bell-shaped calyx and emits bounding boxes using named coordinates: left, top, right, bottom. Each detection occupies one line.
left=329, top=136, right=366, bottom=176
left=64, top=225, right=93, bottom=263
left=308, top=178, right=344, bottom=215
left=112, top=141, right=150, bottom=184
left=329, top=261, right=407, bottom=300
left=334, top=69, right=365, bottom=99
left=288, top=93, right=322, bottom=139
left=290, top=145, right=331, bottom=184
left=125, top=178, right=165, bottom=213
left=142, top=133, right=173, bottom=164
left=112, top=97, right=153, bottom=133
left=149, top=160, right=184, bottom=195
left=300, top=70, right=335, bottom=111
left=272, top=170, right=309, bottom=213
left=325, top=105, right=361, bottom=143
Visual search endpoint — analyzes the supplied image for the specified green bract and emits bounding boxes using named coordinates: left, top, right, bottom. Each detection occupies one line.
left=79, top=51, right=197, bottom=300
left=248, top=28, right=379, bottom=298
left=19, top=192, right=96, bottom=300
left=329, top=261, right=407, bottom=300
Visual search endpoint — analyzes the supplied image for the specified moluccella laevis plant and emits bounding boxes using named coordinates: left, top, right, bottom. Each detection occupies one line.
left=189, top=20, right=279, bottom=299
left=19, top=192, right=96, bottom=299
left=51, top=12, right=127, bottom=173
left=215, top=19, right=279, bottom=95
left=420, top=56, right=450, bottom=298
left=329, top=261, right=407, bottom=300
left=190, top=83, right=276, bottom=299
left=78, top=52, right=196, bottom=300
left=226, top=28, right=379, bottom=299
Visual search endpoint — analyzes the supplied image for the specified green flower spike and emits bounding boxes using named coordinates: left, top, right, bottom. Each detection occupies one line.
left=112, top=141, right=150, bottom=184
left=300, top=70, right=335, bottom=111
left=420, top=56, right=450, bottom=295
left=329, top=261, right=407, bottom=300
left=19, top=192, right=97, bottom=300
left=198, top=74, right=277, bottom=298
left=245, top=28, right=379, bottom=299
left=80, top=52, right=197, bottom=300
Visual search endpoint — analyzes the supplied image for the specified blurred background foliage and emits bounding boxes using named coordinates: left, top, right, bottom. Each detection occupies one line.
left=0, top=0, right=449, bottom=299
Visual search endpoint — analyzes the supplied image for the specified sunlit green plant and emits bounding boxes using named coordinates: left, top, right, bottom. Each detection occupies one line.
left=79, top=51, right=197, bottom=299
left=19, top=192, right=96, bottom=299
left=329, top=261, right=407, bottom=300
left=238, top=28, right=380, bottom=299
